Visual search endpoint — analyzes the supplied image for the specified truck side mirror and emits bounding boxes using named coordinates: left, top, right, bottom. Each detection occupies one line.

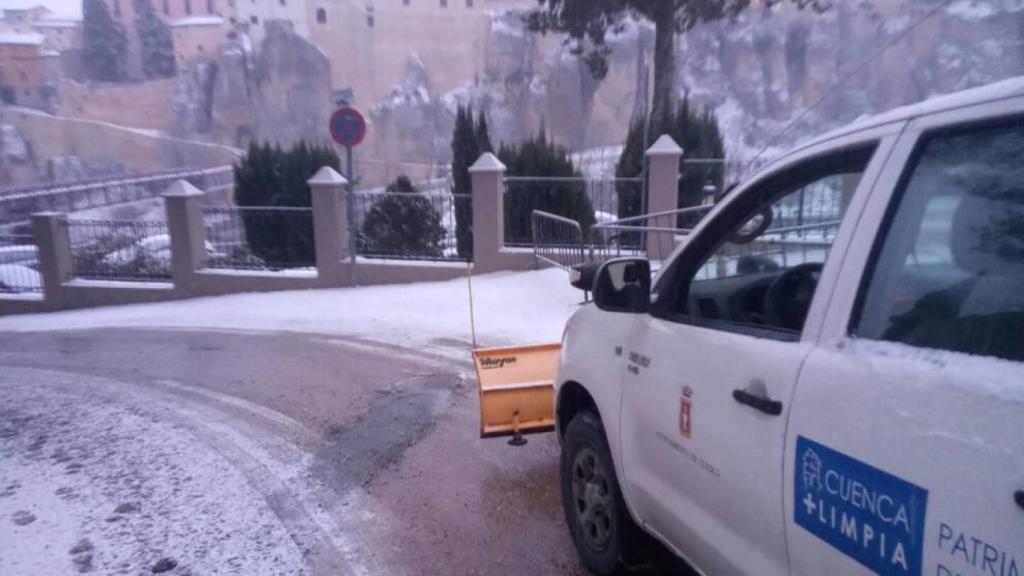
left=593, top=258, right=651, bottom=313
left=569, top=262, right=600, bottom=293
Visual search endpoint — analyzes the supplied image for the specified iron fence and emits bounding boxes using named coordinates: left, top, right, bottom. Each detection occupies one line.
left=0, top=232, right=42, bottom=294
left=203, top=206, right=316, bottom=271
left=351, top=190, right=470, bottom=262
left=503, top=177, right=643, bottom=247
left=65, top=219, right=172, bottom=281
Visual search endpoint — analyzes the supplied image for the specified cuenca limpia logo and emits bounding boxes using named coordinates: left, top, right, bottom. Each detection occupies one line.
left=795, top=436, right=929, bottom=576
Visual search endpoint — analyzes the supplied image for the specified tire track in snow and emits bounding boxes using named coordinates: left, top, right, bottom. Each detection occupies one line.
left=1, top=366, right=390, bottom=576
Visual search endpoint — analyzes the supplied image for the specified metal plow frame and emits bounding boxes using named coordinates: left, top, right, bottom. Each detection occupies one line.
left=473, top=343, right=560, bottom=440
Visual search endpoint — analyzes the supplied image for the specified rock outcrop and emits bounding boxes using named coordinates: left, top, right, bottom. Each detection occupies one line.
left=174, top=21, right=333, bottom=148
left=364, top=1, right=1024, bottom=170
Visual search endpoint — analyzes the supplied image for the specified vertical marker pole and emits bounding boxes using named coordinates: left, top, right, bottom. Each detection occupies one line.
left=466, top=261, right=478, bottom=350
left=346, top=145, right=357, bottom=286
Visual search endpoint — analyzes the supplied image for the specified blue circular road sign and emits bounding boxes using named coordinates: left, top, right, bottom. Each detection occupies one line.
left=329, top=107, right=367, bottom=148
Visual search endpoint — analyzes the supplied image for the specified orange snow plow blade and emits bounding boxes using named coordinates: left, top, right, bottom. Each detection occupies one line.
left=474, top=343, right=559, bottom=439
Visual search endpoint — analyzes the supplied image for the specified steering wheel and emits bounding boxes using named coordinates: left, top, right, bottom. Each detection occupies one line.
left=763, top=262, right=824, bottom=332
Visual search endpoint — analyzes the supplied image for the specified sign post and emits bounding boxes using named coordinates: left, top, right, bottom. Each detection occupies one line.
left=329, top=106, right=367, bottom=285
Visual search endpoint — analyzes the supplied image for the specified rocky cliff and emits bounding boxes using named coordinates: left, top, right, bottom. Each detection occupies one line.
left=175, top=20, right=333, bottom=148
left=369, top=0, right=1024, bottom=171
left=679, top=0, right=1024, bottom=159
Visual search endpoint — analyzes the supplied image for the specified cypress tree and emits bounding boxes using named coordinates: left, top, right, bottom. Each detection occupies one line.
left=615, top=101, right=726, bottom=229
left=82, top=0, right=129, bottom=82
left=232, top=140, right=340, bottom=267
left=475, top=111, right=493, bottom=154
left=499, top=128, right=595, bottom=245
left=134, top=0, right=176, bottom=79
left=451, top=105, right=479, bottom=258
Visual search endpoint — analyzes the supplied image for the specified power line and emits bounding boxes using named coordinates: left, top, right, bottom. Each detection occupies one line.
left=749, top=0, right=955, bottom=166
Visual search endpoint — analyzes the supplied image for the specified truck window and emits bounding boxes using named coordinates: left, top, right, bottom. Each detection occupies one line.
left=854, top=118, right=1024, bottom=362
left=663, top=147, right=875, bottom=336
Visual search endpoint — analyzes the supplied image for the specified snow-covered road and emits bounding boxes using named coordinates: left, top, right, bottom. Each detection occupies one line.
left=0, top=269, right=583, bottom=358
left=0, top=327, right=596, bottom=575
left=0, top=366, right=314, bottom=575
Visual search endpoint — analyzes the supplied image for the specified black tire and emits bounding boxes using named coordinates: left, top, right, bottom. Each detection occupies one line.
left=560, top=411, right=637, bottom=576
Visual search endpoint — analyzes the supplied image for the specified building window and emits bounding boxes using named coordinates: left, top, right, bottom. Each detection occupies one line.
left=185, top=0, right=192, bottom=14
left=366, top=5, right=374, bottom=27
left=207, top=0, right=214, bottom=13
left=279, top=0, right=285, bottom=5
left=403, top=0, right=409, bottom=5
left=316, top=7, right=327, bottom=23
left=440, top=0, right=447, bottom=7
left=466, top=0, right=472, bottom=6
left=250, top=14, right=258, bottom=24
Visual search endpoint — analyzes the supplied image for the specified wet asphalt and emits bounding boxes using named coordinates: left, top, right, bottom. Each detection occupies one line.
left=0, top=328, right=689, bottom=575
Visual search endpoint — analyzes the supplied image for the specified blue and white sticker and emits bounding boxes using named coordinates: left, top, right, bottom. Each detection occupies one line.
left=795, top=436, right=929, bottom=576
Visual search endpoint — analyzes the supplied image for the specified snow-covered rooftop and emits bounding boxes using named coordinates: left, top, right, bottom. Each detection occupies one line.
left=32, top=16, right=80, bottom=28
left=0, top=32, right=44, bottom=45
left=171, top=15, right=225, bottom=27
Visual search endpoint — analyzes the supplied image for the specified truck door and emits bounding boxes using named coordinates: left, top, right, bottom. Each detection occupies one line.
left=786, top=111, right=1024, bottom=576
left=619, top=139, right=890, bottom=575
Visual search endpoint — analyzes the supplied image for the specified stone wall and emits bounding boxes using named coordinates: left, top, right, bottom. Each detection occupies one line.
left=0, top=106, right=239, bottom=184
left=59, top=78, right=179, bottom=132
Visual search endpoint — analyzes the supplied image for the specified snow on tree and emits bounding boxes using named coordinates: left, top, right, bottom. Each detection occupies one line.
left=134, top=0, right=177, bottom=79
left=525, top=0, right=825, bottom=126
left=83, top=0, right=129, bottom=82
left=360, top=175, right=446, bottom=259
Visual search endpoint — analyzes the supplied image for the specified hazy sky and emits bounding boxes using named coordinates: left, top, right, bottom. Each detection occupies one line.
left=3, top=0, right=81, bottom=18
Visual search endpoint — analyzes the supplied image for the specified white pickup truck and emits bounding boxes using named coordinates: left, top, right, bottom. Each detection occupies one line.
left=555, top=79, right=1024, bottom=576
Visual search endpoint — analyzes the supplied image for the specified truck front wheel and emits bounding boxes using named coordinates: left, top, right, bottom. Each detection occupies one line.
left=561, top=411, right=636, bottom=575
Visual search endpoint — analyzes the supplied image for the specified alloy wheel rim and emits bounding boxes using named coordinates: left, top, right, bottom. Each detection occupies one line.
left=571, top=447, right=613, bottom=552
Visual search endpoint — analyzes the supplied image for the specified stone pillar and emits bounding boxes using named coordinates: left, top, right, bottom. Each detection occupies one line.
left=645, top=134, right=684, bottom=261
left=308, top=166, right=349, bottom=285
left=469, top=152, right=507, bottom=273
left=163, top=180, right=207, bottom=292
left=32, top=212, right=72, bottom=304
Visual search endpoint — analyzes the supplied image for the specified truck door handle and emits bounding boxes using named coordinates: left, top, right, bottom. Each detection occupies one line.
left=732, top=389, right=783, bottom=416
left=1016, top=490, right=1024, bottom=510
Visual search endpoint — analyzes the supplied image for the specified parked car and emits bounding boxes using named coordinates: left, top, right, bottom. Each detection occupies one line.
left=556, top=78, right=1024, bottom=576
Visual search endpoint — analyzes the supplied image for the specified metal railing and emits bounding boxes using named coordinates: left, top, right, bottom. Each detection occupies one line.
left=203, top=206, right=315, bottom=271
left=589, top=204, right=713, bottom=262
left=0, top=166, right=233, bottom=225
left=0, top=232, right=42, bottom=294
left=351, top=190, right=470, bottom=262
left=503, top=176, right=643, bottom=247
left=531, top=211, right=586, bottom=270
left=65, top=219, right=172, bottom=281
left=530, top=203, right=715, bottom=270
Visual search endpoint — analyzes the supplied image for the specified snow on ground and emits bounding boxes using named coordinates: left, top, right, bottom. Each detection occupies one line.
left=0, top=268, right=583, bottom=356
left=0, top=368, right=307, bottom=575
